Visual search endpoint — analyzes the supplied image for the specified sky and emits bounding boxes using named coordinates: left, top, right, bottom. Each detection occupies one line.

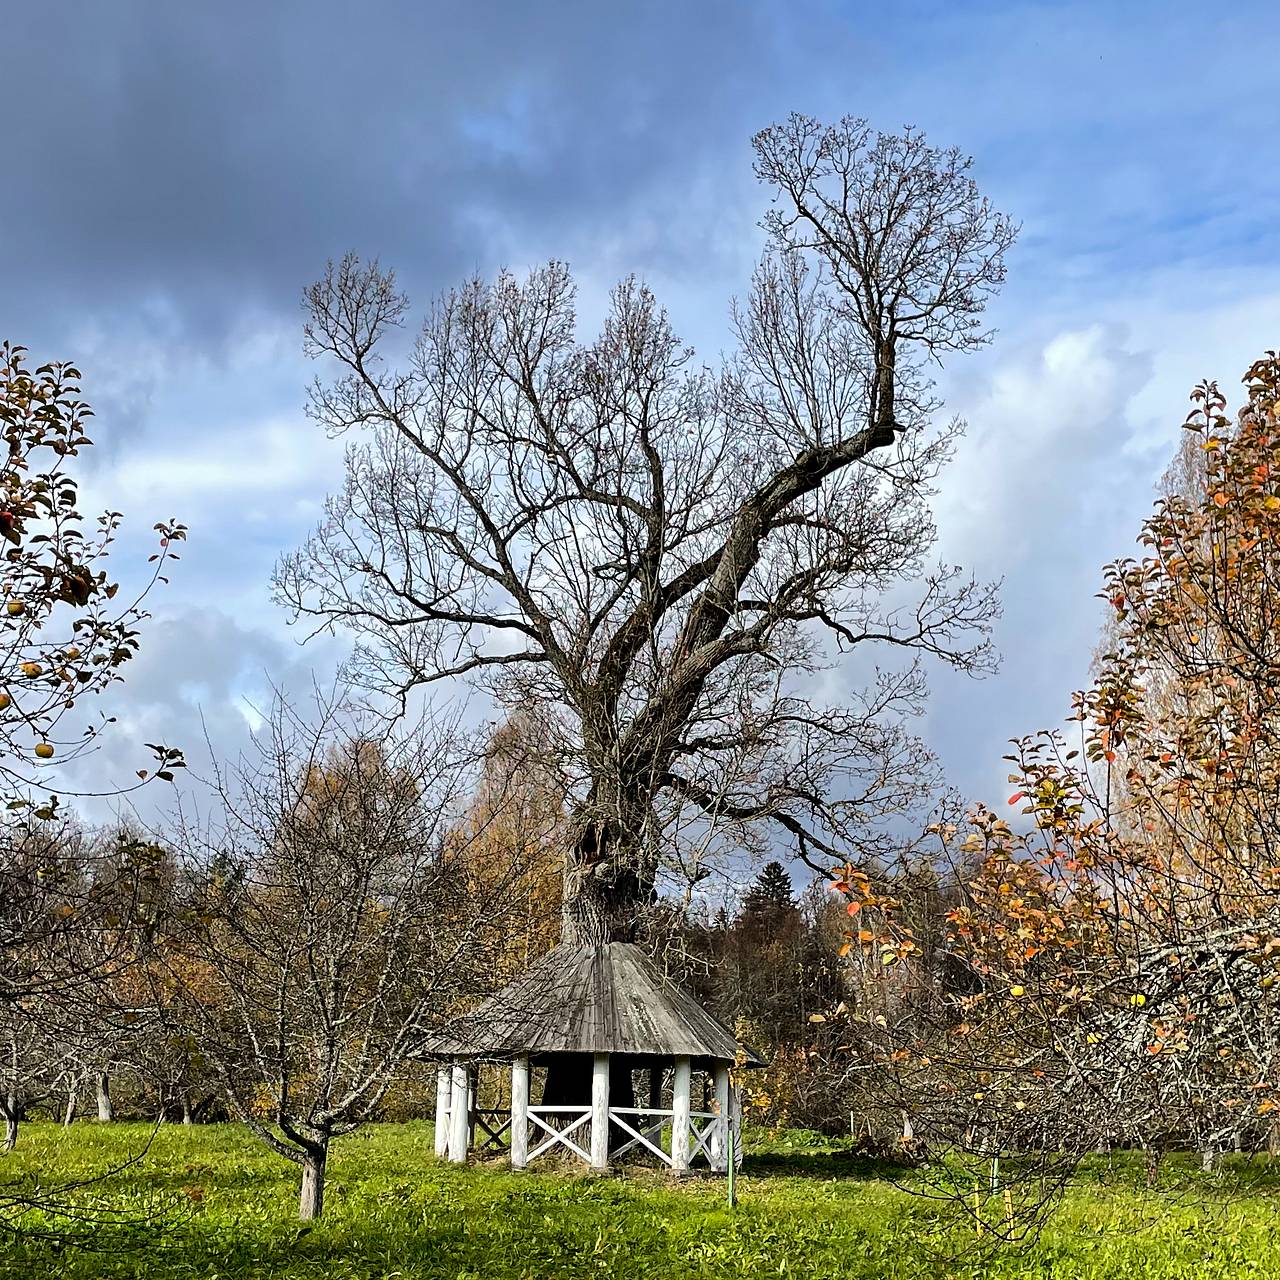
left=2, top=0, right=1278, bottom=829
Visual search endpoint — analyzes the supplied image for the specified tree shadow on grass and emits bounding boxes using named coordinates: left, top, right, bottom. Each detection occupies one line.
left=742, top=1147, right=914, bottom=1182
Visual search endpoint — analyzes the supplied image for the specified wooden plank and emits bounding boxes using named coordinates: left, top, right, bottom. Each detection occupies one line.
left=527, top=1109, right=591, bottom=1163
left=671, top=1055, right=691, bottom=1174
left=711, top=1065, right=730, bottom=1170
left=434, top=1067, right=451, bottom=1158
left=590, top=1053, right=610, bottom=1171
left=448, top=1063, right=469, bottom=1163
left=511, top=1055, right=529, bottom=1170
left=418, top=943, right=764, bottom=1065
left=608, top=1108, right=671, bottom=1165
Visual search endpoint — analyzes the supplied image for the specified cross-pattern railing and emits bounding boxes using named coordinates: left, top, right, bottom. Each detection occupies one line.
left=689, top=1110, right=723, bottom=1167
left=526, top=1105, right=593, bottom=1164
left=515, top=1105, right=730, bottom=1169
left=473, top=1107, right=512, bottom=1153
left=509, top=1102, right=734, bottom=1169
left=608, top=1106, right=674, bottom=1165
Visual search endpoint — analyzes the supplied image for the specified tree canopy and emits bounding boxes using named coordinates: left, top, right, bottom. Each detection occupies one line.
left=277, top=116, right=1014, bottom=944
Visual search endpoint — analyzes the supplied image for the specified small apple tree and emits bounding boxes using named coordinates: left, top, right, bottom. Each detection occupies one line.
left=166, top=692, right=526, bottom=1220
left=0, top=341, right=184, bottom=1237
left=838, top=354, right=1280, bottom=1235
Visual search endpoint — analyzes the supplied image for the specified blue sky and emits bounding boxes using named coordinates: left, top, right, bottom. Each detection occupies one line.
left=2, top=0, right=1277, bottom=824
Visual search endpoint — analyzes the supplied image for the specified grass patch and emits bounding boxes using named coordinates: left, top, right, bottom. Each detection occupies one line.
left=1, top=1122, right=1278, bottom=1277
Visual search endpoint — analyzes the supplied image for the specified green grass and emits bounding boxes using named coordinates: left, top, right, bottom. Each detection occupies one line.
left=3, top=1122, right=1280, bottom=1278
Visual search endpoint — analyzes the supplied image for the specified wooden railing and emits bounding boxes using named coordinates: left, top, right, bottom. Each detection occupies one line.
left=526, top=1105, right=592, bottom=1163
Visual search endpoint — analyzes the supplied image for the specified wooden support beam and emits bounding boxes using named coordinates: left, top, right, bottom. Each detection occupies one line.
left=730, top=1082, right=743, bottom=1169
left=434, top=1066, right=451, bottom=1158
left=448, top=1062, right=469, bottom=1164
left=466, top=1066, right=476, bottom=1149
left=671, top=1056, right=692, bottom=1175
left=511, top=1056, right=530, bottom=1170
left=711, top=1064, right=730, bottom=1172
left=590, top=1053, right=610, bottom=1172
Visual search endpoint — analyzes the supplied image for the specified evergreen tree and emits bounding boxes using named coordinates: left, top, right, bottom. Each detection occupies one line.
left=740, top=862, right=795, bottom=921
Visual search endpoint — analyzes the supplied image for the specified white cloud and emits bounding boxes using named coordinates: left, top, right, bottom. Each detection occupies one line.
left=922, top=286, right=1280, bottom=810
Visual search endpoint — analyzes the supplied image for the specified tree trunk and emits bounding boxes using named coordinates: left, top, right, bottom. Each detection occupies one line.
left=1201, top=1147, right=1217, bottom=1174
left=299, top=1143, right=328, bottom=1220
left=63, top=1080, right=78, bottom=1126
left=181, top=1096, right=193, bottom=1125
left=540, top=1052, right=637, bottom=1151
left=560, top=815, right=654, bottom=946
left=541, top=1052, right=592, bottom=1109
left=2, top=1113, right=16, bottom=1152
left=96, top=1072, right=113, bottom=1122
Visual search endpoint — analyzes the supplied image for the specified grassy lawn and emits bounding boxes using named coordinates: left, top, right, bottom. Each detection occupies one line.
left=3, top=1122, right=1280, bottom=1278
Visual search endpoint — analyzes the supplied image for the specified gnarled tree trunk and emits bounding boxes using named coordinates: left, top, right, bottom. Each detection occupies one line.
left=560, top=808, right=655, bottom=947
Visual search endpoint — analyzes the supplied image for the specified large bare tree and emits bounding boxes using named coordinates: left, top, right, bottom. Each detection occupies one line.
left=276, top=116, right=1014, bottom=945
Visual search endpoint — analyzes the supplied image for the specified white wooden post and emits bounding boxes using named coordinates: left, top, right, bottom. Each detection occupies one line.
left=466, top=1066, right=476, bottom=1149
left=590, top=1053, right=611, bottom=1172
left=510, top=1055, right=530, bottom=1170
left=671, top=1055, right=692, bottom=1174
left=448, top=1062, right=469, bottom=1163
left=730, top=1082, right=743, bottom=1169
left=711, top=1063, right=730, bottom=1171
left=434, top=1065, right=451, bottom=1158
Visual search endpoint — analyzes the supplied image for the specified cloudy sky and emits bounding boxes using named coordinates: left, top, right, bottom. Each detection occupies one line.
left=2, top=0, right=1277, bottom=824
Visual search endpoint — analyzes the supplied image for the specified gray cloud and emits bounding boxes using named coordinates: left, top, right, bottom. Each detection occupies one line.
left=3, top=0, right=1278, bottom=827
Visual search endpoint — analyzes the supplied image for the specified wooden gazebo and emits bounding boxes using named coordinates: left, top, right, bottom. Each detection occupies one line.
left=418, top=941, right=761, bottom=1174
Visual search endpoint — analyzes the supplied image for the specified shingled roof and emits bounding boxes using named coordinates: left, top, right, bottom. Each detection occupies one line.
left=418, top=941, right=763, bottom=1065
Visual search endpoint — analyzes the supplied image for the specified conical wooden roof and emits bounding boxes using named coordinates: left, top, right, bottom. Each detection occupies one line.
left=419, top=941, right=762, bottom=1065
